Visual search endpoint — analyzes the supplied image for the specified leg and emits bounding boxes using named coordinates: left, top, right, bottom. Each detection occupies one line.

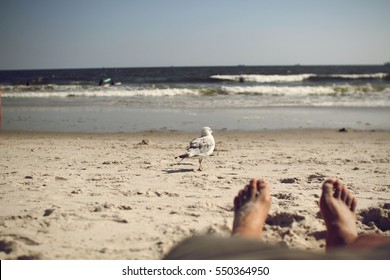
left=232, top=178, right=271, bottom=239
left=197, top=158, right=203, bottom=171
left=320, top=179, right=390, bottom=250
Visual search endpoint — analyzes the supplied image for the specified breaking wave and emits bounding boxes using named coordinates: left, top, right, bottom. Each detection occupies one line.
left=2, top=83, right=390, bottom=99
left=2, top=82, right=390, bottom=108
left=211, top=74, right=314, bottom=83
left=220, top=84, right=390, bottom=96
left=2, top=85, right=198, bottom=98
left=211, top=73, right=389, bottom=83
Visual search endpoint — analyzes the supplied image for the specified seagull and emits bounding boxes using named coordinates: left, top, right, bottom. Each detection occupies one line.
left=175, top=127, right=215, bottom=171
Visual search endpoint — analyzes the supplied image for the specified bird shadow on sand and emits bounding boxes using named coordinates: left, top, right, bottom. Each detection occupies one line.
left=163, top=168, right=195, bottom=174
left=163, top=163, right=196, bottom=174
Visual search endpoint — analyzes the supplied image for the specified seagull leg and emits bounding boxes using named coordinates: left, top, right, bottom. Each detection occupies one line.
left=198, top=158, right=203, bottom=171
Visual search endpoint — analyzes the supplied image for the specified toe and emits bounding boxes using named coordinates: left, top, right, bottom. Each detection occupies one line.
left=249, top=178, right=257, bottom=189
left=256, top=179, right=268, bottom=195
left=340, top=184, right=348, bottom=202
left=322, top=180, right=334, bottom=196
left=245, top=183, right=257, bottom=199
left=350, top=197, right=357, bottom=212
left=345, top=193, right=352, bottom=207
left=333, top=180, right=343, bottom=199
left=256, top=178, right=267, bottom=188
left=234, top=196, right=241, bottom=210
left=238, top=189, right=245, bottom=204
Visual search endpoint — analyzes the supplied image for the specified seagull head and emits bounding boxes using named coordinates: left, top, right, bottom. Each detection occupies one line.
left=201, top=126, right=213, bottom=136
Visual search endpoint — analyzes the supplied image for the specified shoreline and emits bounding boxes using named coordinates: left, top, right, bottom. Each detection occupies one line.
left=2, top=106, right=390, bottom=133
left=0, top=129, right=389, bottom=259
left=0, top=127, right=388, bottom=140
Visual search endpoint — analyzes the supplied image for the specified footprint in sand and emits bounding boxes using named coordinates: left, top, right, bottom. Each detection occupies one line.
left=279, top=178, right=299, bottom=184
left=0, top=240, right=15, bottom=254
left=307, top=173, right=326, bottom=183
left=273, top=192, right=297, bottom=200
left=0, top=234, right=41, bottom=259
left=266, top=212, right=305, bottom=228
left=359, top=204, right=390, bottom=231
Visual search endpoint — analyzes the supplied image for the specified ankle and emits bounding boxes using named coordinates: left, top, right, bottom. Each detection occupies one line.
left=232, top=226, right=263, bottom=239
left=326, top=226, right=358, bottom=249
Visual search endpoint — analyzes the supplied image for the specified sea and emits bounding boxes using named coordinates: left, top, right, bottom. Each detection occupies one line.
left=1, top=65, right=390, bottom=132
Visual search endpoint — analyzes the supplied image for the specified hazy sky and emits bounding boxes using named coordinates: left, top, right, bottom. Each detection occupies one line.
left=1, top=0, right=389, bottom=70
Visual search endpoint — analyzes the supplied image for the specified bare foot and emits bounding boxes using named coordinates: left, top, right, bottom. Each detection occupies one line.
left=232, top=178, right=271, bottom=239
left=320, top=179, right=358, bottom=249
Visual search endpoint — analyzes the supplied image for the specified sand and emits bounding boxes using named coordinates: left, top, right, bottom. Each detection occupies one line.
left=0, top=129, right=389, bottom=259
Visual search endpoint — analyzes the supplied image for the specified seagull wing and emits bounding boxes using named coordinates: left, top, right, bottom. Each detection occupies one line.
left=187, top=135, right=215, bottom=157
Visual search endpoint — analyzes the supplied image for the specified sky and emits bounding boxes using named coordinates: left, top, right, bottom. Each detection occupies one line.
left=0, top=0, right=389, bottom=70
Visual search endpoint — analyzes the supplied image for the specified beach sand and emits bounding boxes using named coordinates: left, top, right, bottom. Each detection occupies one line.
left=0, top=129, right=389, bottom=259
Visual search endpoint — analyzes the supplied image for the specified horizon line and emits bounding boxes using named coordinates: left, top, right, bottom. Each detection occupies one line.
left=1, top=63, right=389, bottom=71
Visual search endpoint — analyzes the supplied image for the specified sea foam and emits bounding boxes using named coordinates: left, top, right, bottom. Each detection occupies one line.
left=211, top=74, right=314, bottom=83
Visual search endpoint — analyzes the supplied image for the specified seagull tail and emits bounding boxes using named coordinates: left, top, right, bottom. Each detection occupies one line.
left=175, top=154, right=189, bottom=160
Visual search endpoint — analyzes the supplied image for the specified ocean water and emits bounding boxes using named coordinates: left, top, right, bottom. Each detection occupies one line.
left=1, top=65, right=390, bottom=132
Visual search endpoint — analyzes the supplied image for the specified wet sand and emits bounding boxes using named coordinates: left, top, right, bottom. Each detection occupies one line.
left=0, top=129, right=389, bottom=259
left=3, top=106, right=390, bottom=133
